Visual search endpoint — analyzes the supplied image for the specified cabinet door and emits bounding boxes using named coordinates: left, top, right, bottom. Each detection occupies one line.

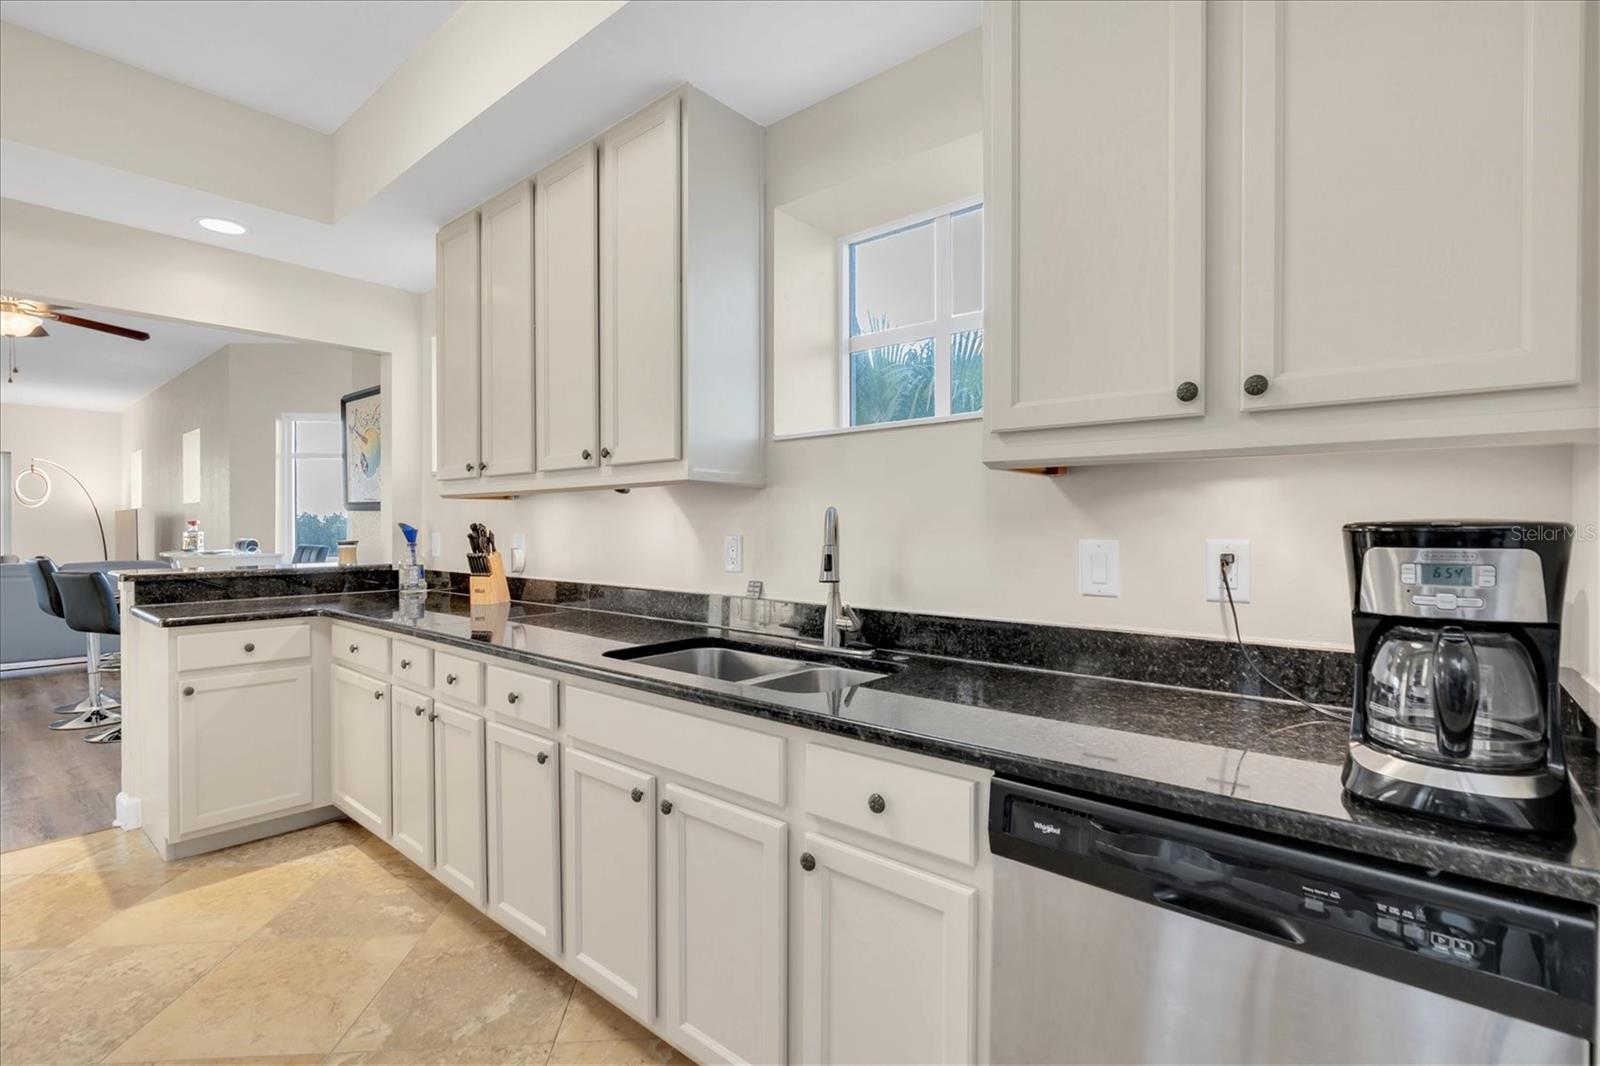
left=176, top=665, right=313, bottom=834
left=479, top=181, right=536, bottom=478
left=985, top=0, right=1204, bottom=430
left=331, top=665, right=391, bottom=838
left=390, top=688, right=435, bottom=869
left=1239, top=1, right=1582, bottom=410
left=659, top=784, right=786, bottom=1066
left=800, top=833, right=976, bottom=1065
left=600, top=94, right=682, bottom=467
left=437, top=210, right=482, bottom=481
left=432, top=701, right=487, bottom=906
left=563, top=747, right=656, bottom=1023
left=486, top=723, right=561, bottom=957
left=536, top=144, right=601, bottom=472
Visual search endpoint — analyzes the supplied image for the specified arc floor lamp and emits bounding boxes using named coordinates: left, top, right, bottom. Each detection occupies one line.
left=13, top=457, right=109, bottom=561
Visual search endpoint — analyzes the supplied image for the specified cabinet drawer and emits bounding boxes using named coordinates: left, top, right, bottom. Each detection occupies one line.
left=804, top=744, right=975, bottom=866
left=392, top=641, right=434, bottom=688
left=565, top=685, right=784, bottom=807
left=486, top=665, right=558, bottom=731
left=177, top=623, right=310, bottom=673
left=435, top=651, right=485, bottom=705
left=332, top=624, right=390, bottom=676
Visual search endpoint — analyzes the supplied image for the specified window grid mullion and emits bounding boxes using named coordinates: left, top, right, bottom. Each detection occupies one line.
left=934, top=213, right=953, bottom=417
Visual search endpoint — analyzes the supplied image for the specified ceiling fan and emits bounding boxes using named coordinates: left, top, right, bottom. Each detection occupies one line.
left=1, top=297, right=150, bottom=383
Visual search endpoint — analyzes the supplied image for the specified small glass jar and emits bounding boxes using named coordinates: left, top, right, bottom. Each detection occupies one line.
left=337, top=539, right=359, bottom=566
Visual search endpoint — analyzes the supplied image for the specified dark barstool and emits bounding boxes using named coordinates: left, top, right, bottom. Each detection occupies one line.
left=292, top=544, right=329, bottom=563
left=23, top=557, right=119, bottom=717
left=50, top=570, right=123, bottom=743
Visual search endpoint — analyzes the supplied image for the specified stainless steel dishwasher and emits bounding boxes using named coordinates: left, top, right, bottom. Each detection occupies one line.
left=989, top=779, right=1596, bottom=1064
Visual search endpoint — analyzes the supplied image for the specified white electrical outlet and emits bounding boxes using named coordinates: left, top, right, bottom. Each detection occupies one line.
left=724, top=534, right=744, bottom=574
left=1078, top=539, right=1120, bottom=597
left=429, top=531, right=442, bottom=559
left=1206, top=539, right=1251, bottom=603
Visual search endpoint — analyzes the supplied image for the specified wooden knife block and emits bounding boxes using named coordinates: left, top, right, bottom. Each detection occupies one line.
left=470, top=551, right=511, bottom=607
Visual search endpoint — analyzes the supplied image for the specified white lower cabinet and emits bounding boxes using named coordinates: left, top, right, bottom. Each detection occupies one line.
left=432, top=701, right=488, bottom=906
left=390, top=688, right=436, bottom=868
left=564, top=747, right=657, bottom=1024
left=800, top=833, right=977, bottom=1065
left=487, top=723, right=562, bottom=957
left=331, top=665, right=392, bottom=839
left=176, top=664, right=313, bottom=835
left=659, top=783, right=787, bottom=1066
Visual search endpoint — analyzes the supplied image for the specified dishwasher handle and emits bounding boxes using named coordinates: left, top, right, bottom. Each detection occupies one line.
left=1154, top=886, right=1305, bottom=946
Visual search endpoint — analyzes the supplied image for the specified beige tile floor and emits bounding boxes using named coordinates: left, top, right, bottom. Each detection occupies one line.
left=0, top=821, right=692, bottom=1066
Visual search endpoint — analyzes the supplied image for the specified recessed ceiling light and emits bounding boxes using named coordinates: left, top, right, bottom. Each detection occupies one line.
left=197, top=217, right=247, bottom=235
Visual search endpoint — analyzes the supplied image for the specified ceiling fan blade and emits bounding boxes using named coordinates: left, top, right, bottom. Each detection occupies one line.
left=50, top=313, right=149, bottom=341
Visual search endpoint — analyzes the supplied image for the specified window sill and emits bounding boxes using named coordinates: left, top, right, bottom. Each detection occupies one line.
left=772, top=411, right=982, bottom=443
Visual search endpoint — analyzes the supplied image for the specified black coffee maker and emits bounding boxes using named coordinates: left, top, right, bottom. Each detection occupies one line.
left=1342, top=521, right=1574, bottom=833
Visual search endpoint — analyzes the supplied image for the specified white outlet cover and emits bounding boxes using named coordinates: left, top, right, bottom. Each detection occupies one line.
left=724, top=534, right=744, bottom=574
left=1206, top=539, right=1251, bottom=603
left=511, top=533, right=527, bottom=550
left=1078, top=539, right=1120, bottom=597
left=429, top=531, right=442, bottom=559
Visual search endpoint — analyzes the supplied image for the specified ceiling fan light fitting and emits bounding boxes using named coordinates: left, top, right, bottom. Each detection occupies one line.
left=0, top=309, right=42, bottom=337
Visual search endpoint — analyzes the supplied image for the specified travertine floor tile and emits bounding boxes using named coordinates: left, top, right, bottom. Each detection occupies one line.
left=77, top=862, right=330, bottom=945
left=555, top=986, right=656, bottom=1045
left=0, top=867, right=178, bottom=949
left=180, top=820, right=368, bottom=870
left=47, top=826, right=187, bottom=876
left=0, top=827, right=122, bottom=877
left=106, top=935, right=416, bottom=1062
left=411, top=895, right=514, bottom=953
left=547, top=1039, right=691, bottom=1065
left=256, top=853, right=446, bottom=940
left=326, top=1044, right=553, bottom=1064
left=0, top=941, right=233, bottom=1065
left=0, top=946, right=55, bottom=983
left=335, top=932, right=572, bottom=1052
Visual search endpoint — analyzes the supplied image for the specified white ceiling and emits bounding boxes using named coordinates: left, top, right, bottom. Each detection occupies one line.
left=0, top=0, right=462, bottom=134
left=0, top=301, right=289, bottom=411
left=0, top=1, right=981, bottom=292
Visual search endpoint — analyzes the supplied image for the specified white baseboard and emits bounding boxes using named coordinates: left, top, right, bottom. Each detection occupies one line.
left=114, top=792, right=142, bottom=830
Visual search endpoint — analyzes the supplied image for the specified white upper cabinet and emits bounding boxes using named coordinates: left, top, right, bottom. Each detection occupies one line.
left=601, top=95, right=683, bottom=467
left=982, top=0, right=1596, bottom=468
left=535, top=144, right=601, bottom=473
left=1238, top=0, right=1583, bottom=410
left=438, top=86, right=765, bottom=496
left=435, top=211, right=482, bottom=481
left=478, top=181, right=536, bottom=477
left=985, top=0, right=1205, bottom=432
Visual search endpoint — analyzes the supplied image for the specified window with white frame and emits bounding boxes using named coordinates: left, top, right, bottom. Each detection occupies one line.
left=841, top=199, right=983, bottom=428
left=280, top=414, right=348, bottom=557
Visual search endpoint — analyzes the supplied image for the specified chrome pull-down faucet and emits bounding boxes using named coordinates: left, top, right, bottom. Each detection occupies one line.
left=808, top=506, right=865, bottom=653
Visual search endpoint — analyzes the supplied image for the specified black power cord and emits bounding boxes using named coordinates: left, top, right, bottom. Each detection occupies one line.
left=1219, top=553, right=1349, bottom=725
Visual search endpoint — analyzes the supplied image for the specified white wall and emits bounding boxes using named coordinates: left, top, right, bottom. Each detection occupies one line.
left=0, top=402, right=123, bottom=562
left=120, top=341, right=372, bottom=554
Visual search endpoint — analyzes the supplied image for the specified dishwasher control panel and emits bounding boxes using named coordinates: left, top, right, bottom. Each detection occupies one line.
left=991, top=780, right=1596, bottom=1039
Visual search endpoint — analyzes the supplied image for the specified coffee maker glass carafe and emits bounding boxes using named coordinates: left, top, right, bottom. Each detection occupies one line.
left=1365, top=625, right=1544, bottom=771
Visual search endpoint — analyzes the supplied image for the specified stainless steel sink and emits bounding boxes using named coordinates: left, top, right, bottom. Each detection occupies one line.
left=747, top=667, right=886, bottom=693
left=624, top=646, right=808, bottom=683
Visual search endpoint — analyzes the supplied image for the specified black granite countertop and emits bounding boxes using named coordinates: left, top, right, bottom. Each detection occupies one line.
left=131, top=590, right=1600, bottom=905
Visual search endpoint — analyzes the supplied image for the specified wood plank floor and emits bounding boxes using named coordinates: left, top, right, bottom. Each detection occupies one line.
left=0, top=665, right=121, bottom=852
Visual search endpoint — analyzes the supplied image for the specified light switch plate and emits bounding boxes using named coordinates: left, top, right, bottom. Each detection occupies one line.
left=429, top=531, right=442, bottom=559
left=724, top=535, right=744, bottom=574
left=1206, top=539, right=1251, bottom=603
left=1078, top=539, right=1120, bottom=597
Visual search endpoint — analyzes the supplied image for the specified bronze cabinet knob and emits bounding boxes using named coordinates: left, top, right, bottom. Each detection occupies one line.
left=868, top=793, right=886, bottom=814
left=536, top=751, right=549, bottom=765
left=1175, top=381, right=1199, bottom=403
left=1243, top=374, right=1270, bottom=397
left=581, top=449, right=592, bottom=461
left=243, top=642, right=256, bottom=653
left=507, top=691, right=521, bottom=704
left=446, top=673, right=458, bottom=685
left=630, top=788, right=644, bottom=803
left=373, top=690, right=384, bottom=700
left=182, top=685, right=194, bottom=696
left=349, top=643, right=359, bottom=653
left=799, top=852, right=816, bottom=872
left=599, top=447, right=612, bottom=460
left=660, top=799, right=673, bottom=815
left=414, top=705, right=425, bottom=717
left=465, top=463, right=476, bottom=472
left=400, top=659, right=411, bottom=669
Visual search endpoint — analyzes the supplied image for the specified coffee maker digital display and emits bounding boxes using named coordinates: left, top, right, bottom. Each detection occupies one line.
left=1342, top=521, right=1574, bottom=833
